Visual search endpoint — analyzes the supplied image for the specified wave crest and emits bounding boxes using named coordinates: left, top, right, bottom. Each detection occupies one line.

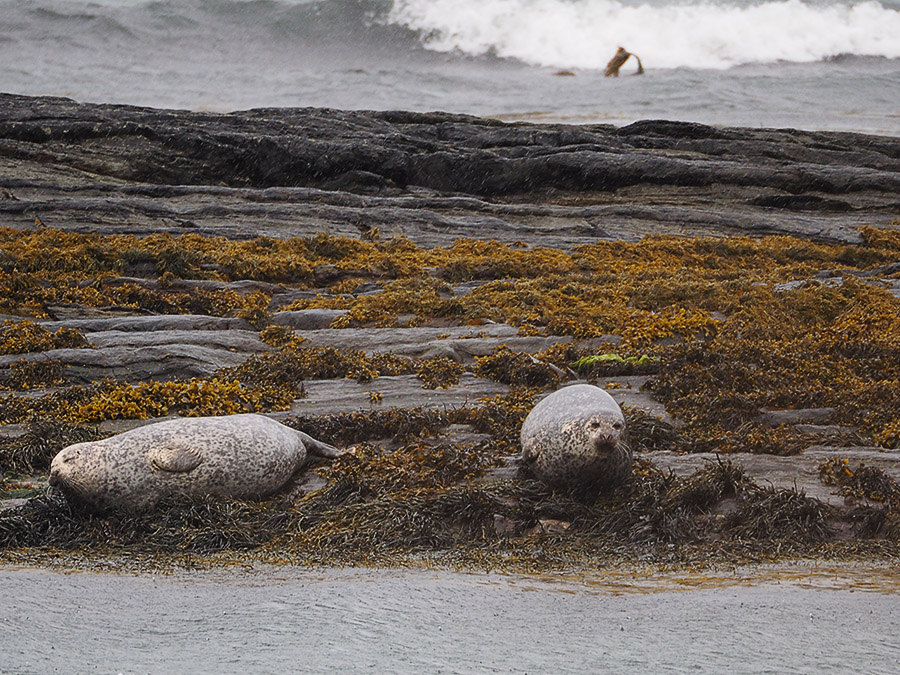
left=388, top=0, right=900, bottom=69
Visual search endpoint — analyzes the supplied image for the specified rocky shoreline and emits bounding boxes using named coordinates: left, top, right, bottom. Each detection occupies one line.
left=2, top=94, right=900, bottom=571
left=2, top=93, right=899, bottom=248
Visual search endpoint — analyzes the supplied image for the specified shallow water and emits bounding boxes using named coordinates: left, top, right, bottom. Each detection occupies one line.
left=2, top=565, right=899, bottom=674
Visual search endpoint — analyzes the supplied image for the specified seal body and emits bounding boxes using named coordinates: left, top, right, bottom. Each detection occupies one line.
left=48, top=414, right=339, bottom=512
left=520, top=384, right=632, bottom=491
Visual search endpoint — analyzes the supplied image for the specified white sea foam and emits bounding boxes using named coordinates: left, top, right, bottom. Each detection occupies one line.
left=388, top=0, right=900, bottom=69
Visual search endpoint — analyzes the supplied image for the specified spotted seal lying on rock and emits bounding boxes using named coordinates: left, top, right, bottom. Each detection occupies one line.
left=48, top=414, right=339, bottom=512
left=520, top=384, right=632, bottom=491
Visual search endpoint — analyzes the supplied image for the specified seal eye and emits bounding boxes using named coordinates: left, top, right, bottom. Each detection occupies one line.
left=613, top=421, right=624, bottom=430
left=590, top=421, right=601, bottom=429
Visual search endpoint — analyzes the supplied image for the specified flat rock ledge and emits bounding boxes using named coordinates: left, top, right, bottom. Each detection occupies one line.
left=3, top=93, right=900, bottom=248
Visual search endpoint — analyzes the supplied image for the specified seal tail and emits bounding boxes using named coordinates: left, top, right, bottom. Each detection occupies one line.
left=297, top=430, right=341, bottom=459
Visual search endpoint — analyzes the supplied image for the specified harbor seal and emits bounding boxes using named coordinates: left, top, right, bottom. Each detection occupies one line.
left=48, top=414, right=339, bottom=512
left=520, top=384, right=632, bottom=491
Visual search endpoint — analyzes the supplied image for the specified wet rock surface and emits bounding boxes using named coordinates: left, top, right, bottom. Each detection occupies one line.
left=2, top=93, right=900, bottom=248
left=647, top=448, right=900, bottom=507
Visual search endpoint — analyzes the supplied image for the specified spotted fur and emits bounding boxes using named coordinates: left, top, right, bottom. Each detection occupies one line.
left=48, top=414, right=338, bottom=512
left=521, top=384, right=632, bottom=491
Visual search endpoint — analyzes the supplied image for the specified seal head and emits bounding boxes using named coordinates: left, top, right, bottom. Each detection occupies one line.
left=49, top=413, right=339, bottom=512
left=520, top=384, right=632, bottom=491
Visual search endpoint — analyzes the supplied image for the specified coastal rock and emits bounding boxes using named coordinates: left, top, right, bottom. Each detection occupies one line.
left=2, top=94, right=899, bottom=248
left=646, top=447, right=900, bottom=507
left=758, top=407, right=837, bottom=427
left=271, top=309, right=349, bottom=330
left=0, top=344, right=253, bottom=383
left=38, top=315, right=253, bottom=333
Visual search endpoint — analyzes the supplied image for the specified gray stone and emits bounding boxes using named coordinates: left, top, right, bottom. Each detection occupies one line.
left=271, top=309, right=349, bottom=330
left=644, top=446, right=900, bottom=507
left=0, top=498, right=30, bottom=511
left=268, top=374, right=509, bottom=418
left=0, top=345, right=251, bottom=382
left=759, top=408, right=837, bottom=426
left=82, top=329, right=267, bottom=352
left=39, top=315, right=252, bottom=333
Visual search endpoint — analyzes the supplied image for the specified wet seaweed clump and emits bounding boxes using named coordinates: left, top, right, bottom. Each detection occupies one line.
left=65, top=378, right=297, bottom=422
left=290, top=443, right=502, bottom=559
left=286, top=406, right=456, bottom=447
left=3, top=358, right=68, bottom=390
left=648, top=276, right=900, bottom=454
left=218, top=352, right=307, bottom=395
left=819, top=457, right=900, bottom=511
left=724, top=484, right=833, bottom=544
left=229, top=346, right=416, bottom=385
left=473, top=347, right=563, bottom=388
left=232, top=291, right=272, bottom=331
left=0, top=379, right=108, bottom=425
left=0, top=320, right=91, bottom=355
left=0, top=492, right=299, bottom=554
left=259, top=324, right=306, bottom=351
left=460, top=388, right=539, bottom=452
left=621, top=406, right=684, bottom=453
left=0, top=418, right=105, bottom=474
left=417, top=356, right=465, bottom=389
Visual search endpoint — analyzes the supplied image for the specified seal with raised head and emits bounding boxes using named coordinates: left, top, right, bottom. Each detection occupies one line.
left=48, top=414, right=339, bottom=512
left=520, top=384, right=632, bottom=491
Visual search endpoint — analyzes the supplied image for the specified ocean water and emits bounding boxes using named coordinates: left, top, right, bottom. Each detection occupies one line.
left=0, top=0, right=899, bottom=134
left=3, top=566, right=900, bottom=674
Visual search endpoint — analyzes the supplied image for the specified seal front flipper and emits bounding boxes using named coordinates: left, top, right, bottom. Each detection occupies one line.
left=147, top=445, right=203, bottom=472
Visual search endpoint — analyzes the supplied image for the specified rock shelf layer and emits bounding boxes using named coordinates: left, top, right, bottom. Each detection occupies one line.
left=2, top=94, right=899, bottom=248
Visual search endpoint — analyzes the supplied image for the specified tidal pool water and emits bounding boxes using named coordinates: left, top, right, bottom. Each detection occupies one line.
left=1, top=565, right=899, bottom=674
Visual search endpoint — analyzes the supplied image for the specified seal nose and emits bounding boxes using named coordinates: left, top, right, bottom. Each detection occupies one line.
left=48, top=469, right=60, bottom=487
left=594, top=435, right=615, bottom=451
